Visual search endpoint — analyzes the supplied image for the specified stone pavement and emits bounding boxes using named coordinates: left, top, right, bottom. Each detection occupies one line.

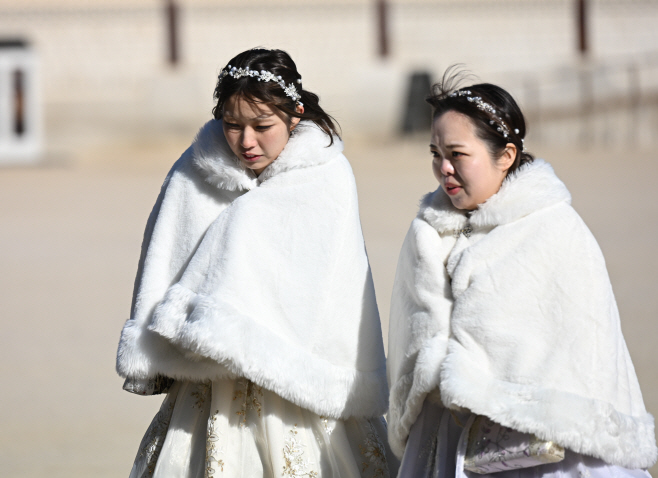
left=1, top=136, right=656, bottom=477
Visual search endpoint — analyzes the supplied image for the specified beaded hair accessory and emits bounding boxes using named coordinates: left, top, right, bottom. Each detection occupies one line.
left=218, top=65, right=303, bottom=106
left=449, top=89, right=527, bottom=152
left=449, top=89, right=511, bottom=138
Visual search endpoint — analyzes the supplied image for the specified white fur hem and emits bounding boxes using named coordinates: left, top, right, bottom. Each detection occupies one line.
left=146, top=284, right=389, bottom=419
left=116, top=317, right=235, bottom=382
left=440, top=351, right=658, bottom=469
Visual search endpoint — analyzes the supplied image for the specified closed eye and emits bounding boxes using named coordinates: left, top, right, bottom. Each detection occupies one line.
left=255, top=125, right=273, bottom=131
left=224, top=122, right=241, bottom=130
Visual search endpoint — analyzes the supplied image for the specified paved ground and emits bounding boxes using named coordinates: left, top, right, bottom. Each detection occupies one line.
left=0, top=133, right=656, bottom=477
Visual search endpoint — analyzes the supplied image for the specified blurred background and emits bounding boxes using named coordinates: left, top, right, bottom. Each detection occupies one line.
left=0, top=1, right=657, bottom=477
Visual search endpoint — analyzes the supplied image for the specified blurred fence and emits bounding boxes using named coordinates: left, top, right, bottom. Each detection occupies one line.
left=0, top=0, right=656, bottom=152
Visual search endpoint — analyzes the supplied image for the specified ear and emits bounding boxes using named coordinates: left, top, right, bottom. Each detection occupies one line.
left=290, top=104, right=304, bottom=131
left=498, top=143, right=517, bottom=173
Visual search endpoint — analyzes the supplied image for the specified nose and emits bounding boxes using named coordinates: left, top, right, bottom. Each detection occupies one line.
left=240, top=127, right=257, bottom=149
left=439, top=157, right=454, bottom=176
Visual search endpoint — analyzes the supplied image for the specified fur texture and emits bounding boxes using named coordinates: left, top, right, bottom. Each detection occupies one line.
left=191, top=120, right=257, bottom=192
left=117, top=120, right=388, bottom=419
left=387, top=159, right=657, bottom=468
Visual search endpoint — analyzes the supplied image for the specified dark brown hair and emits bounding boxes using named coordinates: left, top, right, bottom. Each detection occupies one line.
left=426, top=68, right=534, bottom=175
left=212, top=48, right=340, bottom=145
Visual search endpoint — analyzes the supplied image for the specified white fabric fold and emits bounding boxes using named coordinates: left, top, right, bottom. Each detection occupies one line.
left=117, top=120, right=388, bottom=420
left=387, top=159, right=657, bottom=469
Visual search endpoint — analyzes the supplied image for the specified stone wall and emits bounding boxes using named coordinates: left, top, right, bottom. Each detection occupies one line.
left=0, top=0, right=656, bottom=148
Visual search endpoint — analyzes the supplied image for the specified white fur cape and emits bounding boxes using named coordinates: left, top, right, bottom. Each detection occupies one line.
left=387, top=159, right=657, bottom=469
left=116, top=120, right=388, bottom=419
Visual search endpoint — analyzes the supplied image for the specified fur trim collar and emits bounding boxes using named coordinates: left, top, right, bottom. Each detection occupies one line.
left=191, top=119, right=343, bottom=191
left=192, top=120, right=257, bottom=191
left=257, top=122, right=343, bottom=182
left=419, top=159, right=571, bottom=234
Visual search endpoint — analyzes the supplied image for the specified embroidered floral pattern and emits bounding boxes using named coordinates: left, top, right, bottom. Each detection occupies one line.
left=137, top=400, right=175, bottom=477
left=192, top=381, right=211, bottom=409
left=233, top=379, right=263, bottom=424
left=205, top=410, right=225, bottom=478
left=319, top=416, right=335, bottom=435
left=282, top=425, right=318, bottom=477
left=464, top=416, right=564, bottom=473
left=358, top=420, right=389, bottom=478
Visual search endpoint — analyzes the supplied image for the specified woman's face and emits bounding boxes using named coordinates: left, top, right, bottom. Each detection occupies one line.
left=431, top=110, right=514, bottom=210
left=222, top=96, right=301, bottom=176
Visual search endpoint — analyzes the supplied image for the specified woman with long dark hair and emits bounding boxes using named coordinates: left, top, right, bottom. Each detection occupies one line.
left=116, top=48, right=395, bottom=478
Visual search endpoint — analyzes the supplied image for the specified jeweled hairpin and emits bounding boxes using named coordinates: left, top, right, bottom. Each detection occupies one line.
left=514, top=128, right=526, bottom=152
left=218, top=65, right=303, bottom=105
left=449, top=89, right=511, bottom=139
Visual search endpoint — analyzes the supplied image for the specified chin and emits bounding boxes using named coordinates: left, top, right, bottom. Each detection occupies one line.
left=451, top=199, right=476, bottom=211
left=448, top=197, right=465, bottom=209
left=243, top=162, right=264, bottom=172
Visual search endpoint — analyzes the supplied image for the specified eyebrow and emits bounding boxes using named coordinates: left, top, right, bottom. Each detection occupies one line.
left=429, top=142, right=467, bottom=149
left=224, top=112, right=274, bottom=121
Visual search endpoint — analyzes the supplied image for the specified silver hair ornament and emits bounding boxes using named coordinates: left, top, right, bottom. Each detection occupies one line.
left=449, top=89, right=511, bottom=139
left=218, top=65, right=303, bottom=106
left=514, top=129, right=527, bottom=152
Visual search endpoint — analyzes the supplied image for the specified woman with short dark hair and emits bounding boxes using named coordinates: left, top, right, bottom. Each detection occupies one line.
left=387, top=70, right=656, bottom=478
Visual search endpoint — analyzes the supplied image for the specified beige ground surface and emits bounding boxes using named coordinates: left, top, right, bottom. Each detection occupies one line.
left=1, top=135, right=657, bottom=477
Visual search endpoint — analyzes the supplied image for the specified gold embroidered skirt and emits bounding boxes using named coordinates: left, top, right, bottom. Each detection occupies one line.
left=128, top=378, right=396, bottom=478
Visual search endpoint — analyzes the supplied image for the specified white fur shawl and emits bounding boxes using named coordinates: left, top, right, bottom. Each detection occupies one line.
left=117, top=120, right=388, bottom=419
left=387, top=159, right=657, bottom=469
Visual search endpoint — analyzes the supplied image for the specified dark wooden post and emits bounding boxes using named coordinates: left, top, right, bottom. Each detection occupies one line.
left=377, top=0, right=389, bottom=58
left=13, top=69, right=25, bottom=136
left=577, top=0, right=588, bottom=56
left=166, top=0, right=179, bottom=66
left=576, top=0, right=590, bottom=145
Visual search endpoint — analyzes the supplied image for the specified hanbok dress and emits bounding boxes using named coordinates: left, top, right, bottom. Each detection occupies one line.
left=126, top=378, right=392, bottom=478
